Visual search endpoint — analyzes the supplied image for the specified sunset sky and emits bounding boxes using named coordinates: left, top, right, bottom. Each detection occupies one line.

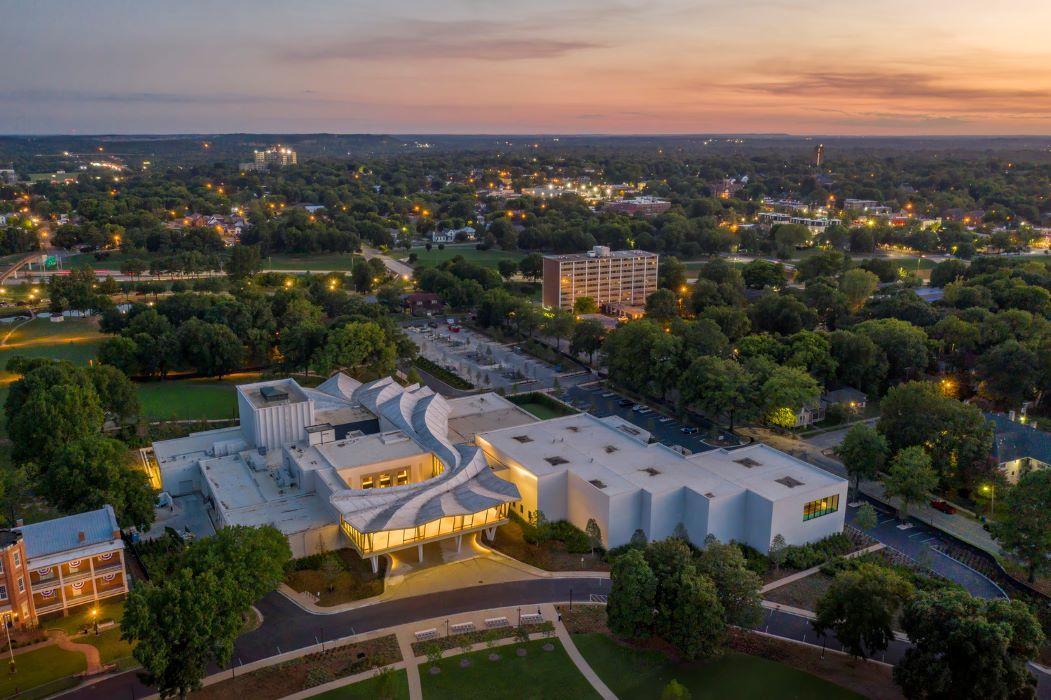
left=4, top=0, right=1051, bottom=135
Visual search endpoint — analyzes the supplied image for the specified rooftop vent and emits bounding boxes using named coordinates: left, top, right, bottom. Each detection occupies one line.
left=604, top=445, right=618, bottom=454
left=589, top=479, right=607, bottom=489
left=545, top=456, right=568, bottom=466
left=734, top=457, right=762, bottom=468
left=641, top=467, right=661, bottom=476
left=512, top=435, right=533, bottom=443
left=775, top=476, right=805, bottom=488
left=704, top=492, right=715, bottom=498
left=618, top=425, right=641, bottom=436
left=259, top=385, right=289, bottom=402
left=566, top=426, right=580, bottom=432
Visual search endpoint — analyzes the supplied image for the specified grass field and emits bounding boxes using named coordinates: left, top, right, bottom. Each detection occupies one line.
left=420, top=638, right=599, bottom=700
left=81, top=628, right=135, bottom=665
left=393, top=245, right=525, bottom=270
left=135, top=378, right=240, bottom=420
left=65, top=252, right=142, bottom=271
left=573, top=633, right=862, bottom=700
left=43, top=600, right=125, bottom=636
left=0, top=644, right=86, bottom=699
left=263, top=253, right=362, bottom=271
left=311, top=669, right=409, bottom=699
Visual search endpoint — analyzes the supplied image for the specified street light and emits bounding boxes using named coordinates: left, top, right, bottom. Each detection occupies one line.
left=3, top=616, right=14, bottom=674
left=982, top=484, right=995, bottom=518
left=91, top=607, right=99, bottom=636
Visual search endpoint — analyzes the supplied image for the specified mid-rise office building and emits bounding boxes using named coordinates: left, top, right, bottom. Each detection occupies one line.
left=542, top=246, right=658, bottom=311
left=252, top=146, right=298, bottom=169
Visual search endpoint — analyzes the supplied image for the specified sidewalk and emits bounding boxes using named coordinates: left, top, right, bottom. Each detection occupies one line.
left=761, top=543, right=884, bottom=594
left=550, top=603, right=616, bottom=699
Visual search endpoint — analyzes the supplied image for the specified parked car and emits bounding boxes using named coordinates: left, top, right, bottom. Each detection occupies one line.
left=680, top=426, right=699, bottom=435
left=632, top=404, right=644, bottom=412
left=617, top=398, right=633, bottom=407
left=448, top=325, right=461, bottom=333
left=427, top=321, right=438, bottom=328
left=930, top=499, right=957, bottom=515
left=446, top=317, right=456, bottom=325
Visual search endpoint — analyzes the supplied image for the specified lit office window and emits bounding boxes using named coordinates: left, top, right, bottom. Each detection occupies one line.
left=803, top=494, right=840, bottom=521
left=361, top=477, right=374, bottom=489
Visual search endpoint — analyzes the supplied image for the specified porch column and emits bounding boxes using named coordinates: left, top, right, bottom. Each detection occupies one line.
left=417, top=544, right=424, bottom=562
left=455, top=535, right=462, bottom=552
left=89, top=558, right=98, bottom=606
left=57, top=567, right=68, bottom=616
left=370, top=556, right=378, bottom=574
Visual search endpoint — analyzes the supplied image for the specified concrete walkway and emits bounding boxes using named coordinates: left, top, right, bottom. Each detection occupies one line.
left=549, top=604, right=617, bottom=700
left=49, top=631, right=102, bottom=676
left=395, top=631, right=423, bottom=700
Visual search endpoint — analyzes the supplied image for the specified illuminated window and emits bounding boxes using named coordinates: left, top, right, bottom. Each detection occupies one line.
left=12, top=553, right=19, bottom=567
left=361, top=477, right=374, bottom=489
left=803, top=494, right=840, bottom=521
left=379, top=474, right=392, bottom=488
left=16, top=578, right=23, bottom=593
left=396, top=470, right=409, bottom=486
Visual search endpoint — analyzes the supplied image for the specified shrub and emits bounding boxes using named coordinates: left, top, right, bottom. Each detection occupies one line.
left=779, top=533, right=854, bottom=570
left=519, top=516, right=592, bottom=553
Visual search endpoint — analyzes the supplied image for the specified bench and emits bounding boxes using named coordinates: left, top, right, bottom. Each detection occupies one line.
left=520, top=613, right=543, bottom=625
left=414, top=628, right=439, bottom=642
left=450, top=622, right=475, bottom=635
left=484, top=617, right=509, bottom=629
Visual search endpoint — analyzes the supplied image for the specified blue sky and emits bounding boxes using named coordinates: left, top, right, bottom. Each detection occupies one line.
left=3, top=0, right=1051, bottom=134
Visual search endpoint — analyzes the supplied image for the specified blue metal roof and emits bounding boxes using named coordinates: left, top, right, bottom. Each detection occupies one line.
left=987, top=413, right=1051, bottom=466
left=16, top=506, right=119, bottom=559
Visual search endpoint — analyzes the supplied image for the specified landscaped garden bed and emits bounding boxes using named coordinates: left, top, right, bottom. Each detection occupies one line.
left=191, top=634, right=400, bottom=700
left=411, top=621, right=554, bottom=656
left=508, top=391, right=578, bottom=420
left=413, top=356, right=473, bottom=390
left=284, top=548, right=386, bottom=606
left=487, top=515, right=608, bottom=572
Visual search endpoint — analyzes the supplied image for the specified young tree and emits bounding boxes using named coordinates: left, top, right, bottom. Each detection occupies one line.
left=123, top=568, right=243, bottom=700
left=518, top=253, right=543, bottom=281
left=853, top=502, right=878, bottom=531
left=894, top=589, right=1044, bottom=700
left=321, top=553, right=343, bottom=592
left=225, top=244, right=262, bottom=281
left=585, top=518, right=602, bottom=555
left=814, top=563, right=914, bottom=658
left=768, top=534, right=787, bottom=573
left=645, top=289, right=680, bottom=322
left=497, top=259, right=518, bottom=281
left=991, top=470, right=1051, bottom=582
left=883, top=447, right=938, bottom=519
left=607, top=549, right=657, bottom=638
left=834, top=423, right=888, bottom=498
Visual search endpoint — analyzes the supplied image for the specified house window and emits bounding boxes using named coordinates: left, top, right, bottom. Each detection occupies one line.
left=0, top=559, right=4, bottom=574
left=803, top=494, right=840, bottom=521
left=0, top=585, right=6, bottom=600
left=16, top=577, right=24, bottom=593
left=12, top=552, right=19, bottom=567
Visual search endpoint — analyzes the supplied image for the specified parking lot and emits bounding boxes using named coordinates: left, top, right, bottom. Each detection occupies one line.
left=560, top=383, right=746, bottom=455
left=405, top=322, right=591, bottom=393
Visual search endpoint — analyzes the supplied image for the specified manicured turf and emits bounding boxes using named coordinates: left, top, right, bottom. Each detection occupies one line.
left=311, top=669, right=409, bottom=699
left=0, top=316, right=104, bottom=370
left=420, top=638, right=599, bottom=700
left=135, top=379, right=239, bottom=420
left=43, top=600, right=125, bottom=636
left=263, top=253, right=362, bottom=271
left=65, top=252, right=143, bottom=272
left=80, top=627, right=135, bottom=665
left=394, top=245, right=525, bottom=270
left=0, top=644, right=86, bottom=698
left=573, top=633, right=862, bottom=700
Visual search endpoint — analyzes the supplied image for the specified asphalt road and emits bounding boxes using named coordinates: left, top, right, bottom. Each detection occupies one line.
left=848, top=496, right=1006, bottom=600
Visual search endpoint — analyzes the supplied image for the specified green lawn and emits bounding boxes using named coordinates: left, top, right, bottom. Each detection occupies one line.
left=420, top=638, right=599, bottom=700
left=0, top=316, right=104, bottom=371
left=513, top=401, right=570, bottom=421
left=311, top=669, right=409, bottom=699
left=81, top=628, right=135, bottom=665
left=263, top=253, right=362, bottom=272
left=394, top=245, right=525, bottom=270
left=573, top=633, right=862, bottom=700
left=0, top=644, right=86, bottom=699
left=135, top=378, right=240, bottom=420
left=43, top=600, right=125, bottom=636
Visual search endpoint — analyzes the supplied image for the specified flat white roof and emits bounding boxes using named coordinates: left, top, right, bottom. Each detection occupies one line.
left=479, top=413, right=844, bottom=502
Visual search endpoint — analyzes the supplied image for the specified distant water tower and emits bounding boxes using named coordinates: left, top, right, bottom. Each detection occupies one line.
left=814, top=143, right=825, bottom=167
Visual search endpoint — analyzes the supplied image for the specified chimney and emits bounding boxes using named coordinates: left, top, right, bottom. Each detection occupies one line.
left=77, top=531, right=86, bottom=542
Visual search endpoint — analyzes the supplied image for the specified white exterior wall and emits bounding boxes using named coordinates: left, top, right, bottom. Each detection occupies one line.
left=643, top=489, right=685, bottom=541
left=743, top=492, right=775, bottom=552
left=162, top=459, right=204, bottom=496
left=681, top=490, right=711, bottom=544
left=566, top=474, right=613, bottom=545
left=536, top=471, right=569, bottom=522
left=605, top=491, right=642, bottom=547
left=766, top=483, right=849, bottom=550
left=706, top=490, right=749, bottom=545
left=286, top=523, right=342, bottom=559
left=241, top=398, right=315, bottom=450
